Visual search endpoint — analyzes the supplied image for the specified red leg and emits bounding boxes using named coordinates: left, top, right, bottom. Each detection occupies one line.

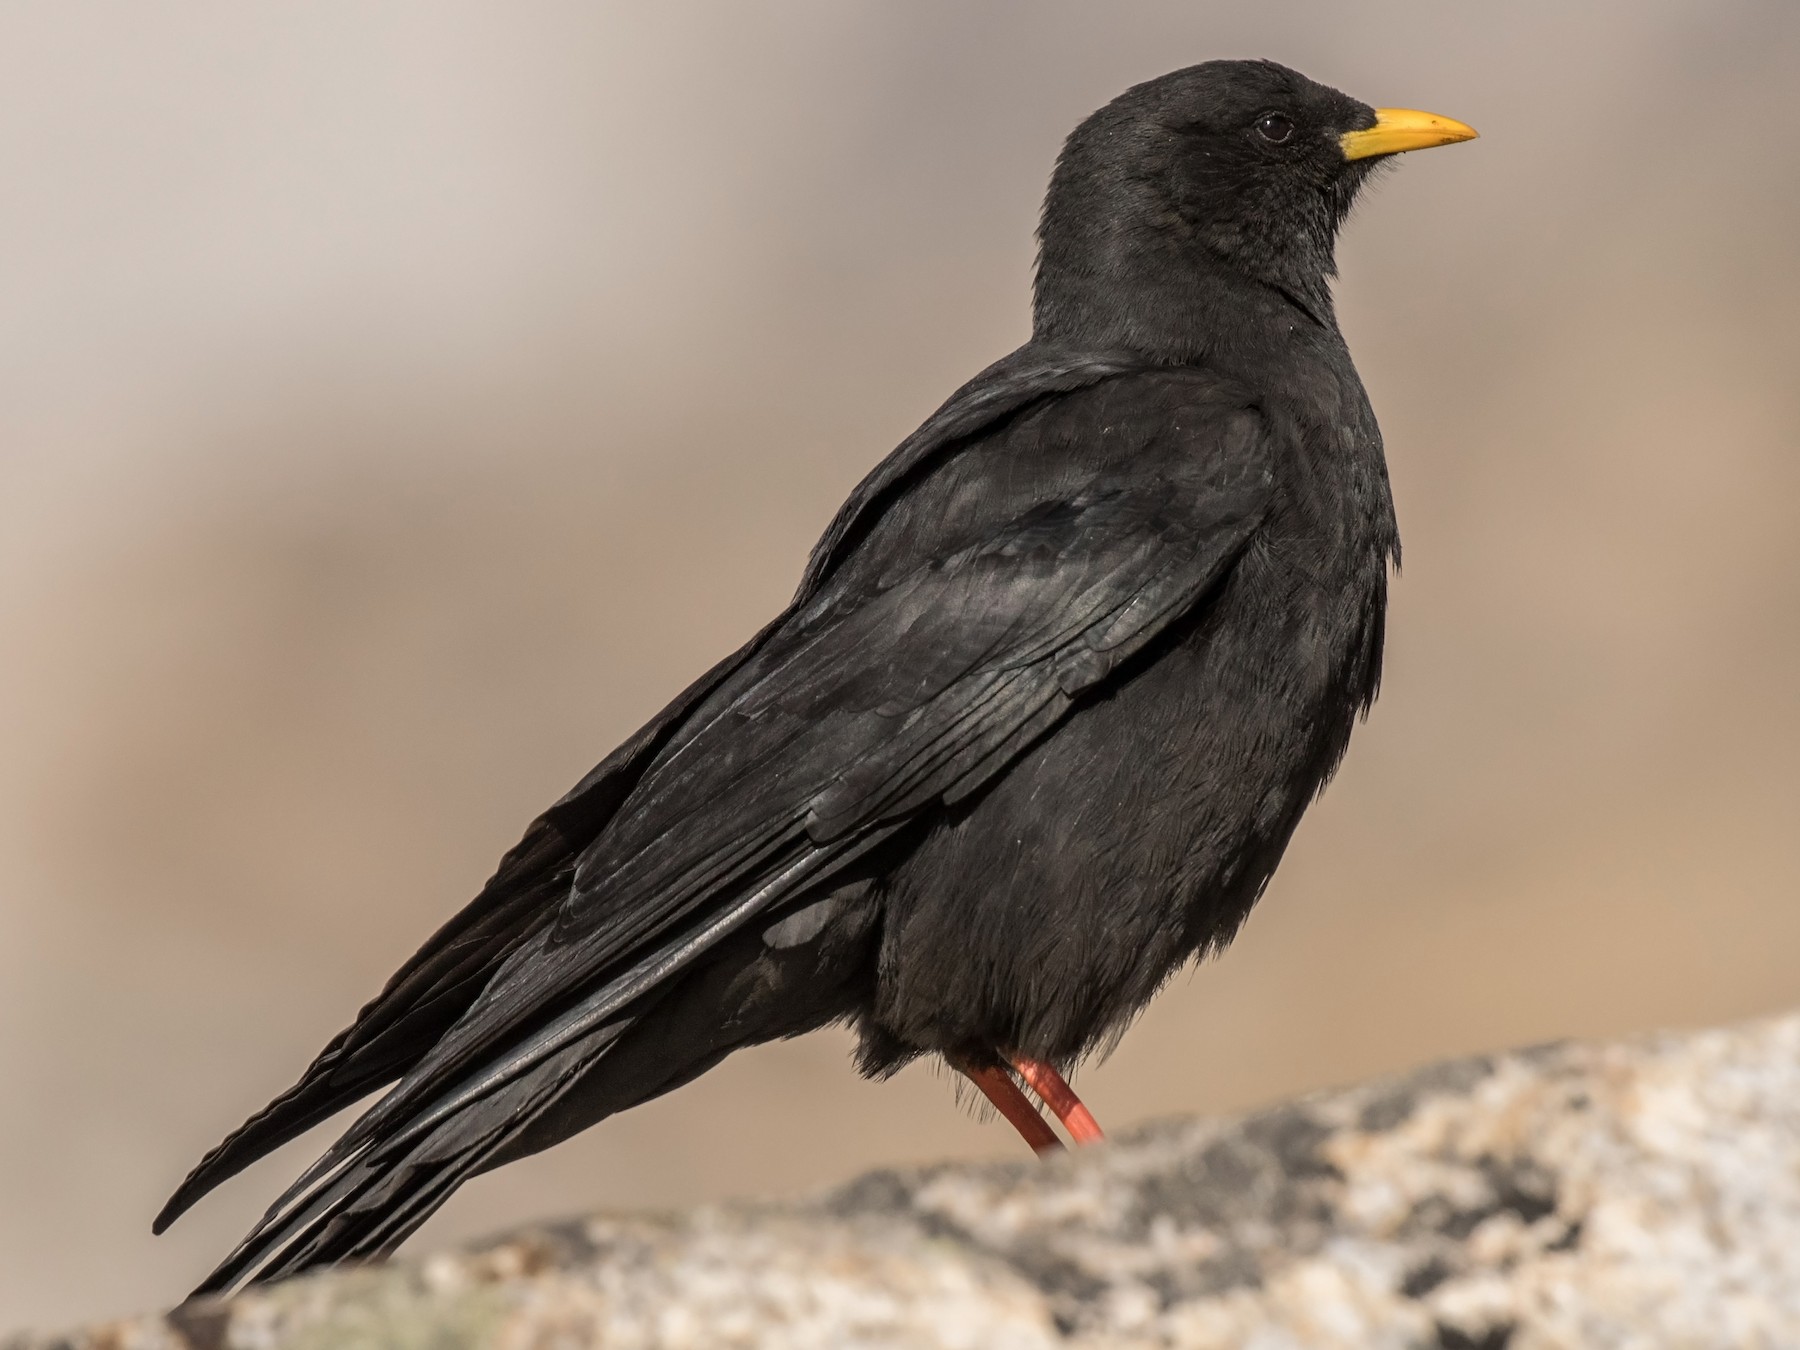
left=949, top=1056, right=1064, bottom=1155
left=1009, top=1055, right=1106, bottom=1145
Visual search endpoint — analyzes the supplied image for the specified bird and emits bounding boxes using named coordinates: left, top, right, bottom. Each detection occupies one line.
left=155, top=58, right=1475, bottom=1295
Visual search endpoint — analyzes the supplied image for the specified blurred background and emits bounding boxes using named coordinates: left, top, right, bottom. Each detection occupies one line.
left=3, top=0, right=1798, bottom=1331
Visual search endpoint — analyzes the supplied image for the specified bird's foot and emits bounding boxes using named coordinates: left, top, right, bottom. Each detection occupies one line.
left=1009, top=1054, right=1106, bottom=1146
left=948, top=1051, right=1107, bottom=1155
left=950, top=1055, right=1063, bottom=1154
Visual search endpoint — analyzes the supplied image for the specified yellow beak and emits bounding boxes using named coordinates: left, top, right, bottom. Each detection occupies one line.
left=1339, top=108, right=1479, bottom=161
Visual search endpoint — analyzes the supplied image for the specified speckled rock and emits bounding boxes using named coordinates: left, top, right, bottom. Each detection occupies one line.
left=15, top=1013, right=1800, bottom=1349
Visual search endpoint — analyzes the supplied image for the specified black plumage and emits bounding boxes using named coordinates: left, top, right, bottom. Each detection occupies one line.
left=156, top=58, right=1474, bottom=1293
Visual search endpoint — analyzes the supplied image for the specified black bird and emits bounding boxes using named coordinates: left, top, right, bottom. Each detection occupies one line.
left=156, top=59, right=1474, bottom=1292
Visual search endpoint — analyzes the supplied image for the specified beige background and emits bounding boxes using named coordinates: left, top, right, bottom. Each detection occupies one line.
left=4, top=1, right=1798, bottom=1332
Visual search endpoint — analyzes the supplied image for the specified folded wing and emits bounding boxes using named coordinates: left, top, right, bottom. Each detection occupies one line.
left=183, top=365, right=1271, bottom=1292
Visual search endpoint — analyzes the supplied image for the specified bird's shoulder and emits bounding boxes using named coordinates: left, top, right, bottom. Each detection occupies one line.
left=798, top=346, right=1268, bottom=599
left=804, top=354, right=1272, bottom=609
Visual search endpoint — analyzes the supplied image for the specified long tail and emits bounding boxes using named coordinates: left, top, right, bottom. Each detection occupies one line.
left=157, top=625, right=791, bottom=1270
left=187, top=857, right=885, bottom=1295
left=153, top=870, right=565, bottom=1236
left=188, top=1015, right=623, bottom=1295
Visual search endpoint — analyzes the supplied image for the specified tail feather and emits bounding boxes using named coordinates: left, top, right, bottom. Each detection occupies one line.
left=187, top=849, right=888, bottom=1294
left=191, top=1028, right=608, bottom=1296
left=153, top=873, right=564, bottom=1235
left=184, top=848, right=826, bottom=1292
left=158, top=627, right=782, bottom=1240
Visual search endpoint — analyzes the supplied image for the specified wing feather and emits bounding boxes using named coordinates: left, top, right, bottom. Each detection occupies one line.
left=184, top=363, right=1273, bottom=1292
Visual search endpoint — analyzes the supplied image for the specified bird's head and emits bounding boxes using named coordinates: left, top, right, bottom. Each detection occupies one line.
left=1033, top=60, right=1475, bottom=357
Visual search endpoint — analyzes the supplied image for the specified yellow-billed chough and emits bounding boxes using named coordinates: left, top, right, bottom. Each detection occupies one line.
left=156, top=59, right=1475, bottom=1293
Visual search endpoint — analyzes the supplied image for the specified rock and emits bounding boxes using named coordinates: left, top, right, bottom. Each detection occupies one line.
left=14, top=1013, right=1800, bottom=1349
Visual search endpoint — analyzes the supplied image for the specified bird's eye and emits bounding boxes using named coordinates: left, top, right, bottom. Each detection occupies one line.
left=1254, top=112, right=1295, bottom=145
